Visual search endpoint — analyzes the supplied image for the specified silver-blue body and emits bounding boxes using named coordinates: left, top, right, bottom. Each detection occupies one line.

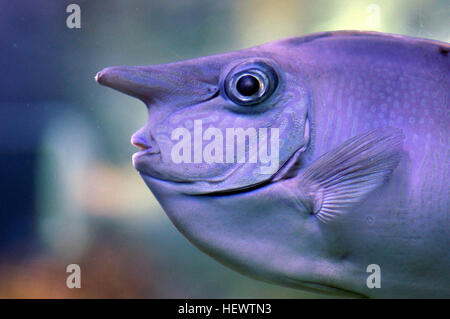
left=97, top=31, right=449, bottom=298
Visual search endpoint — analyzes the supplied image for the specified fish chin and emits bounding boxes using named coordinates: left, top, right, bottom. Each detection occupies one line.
left=283, top=277, right=367, bottom=298
left=137, top=169, right=269, bottom=196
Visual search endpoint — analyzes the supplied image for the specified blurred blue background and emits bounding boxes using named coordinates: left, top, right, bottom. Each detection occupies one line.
left=0, top=0, right=448, bottom=298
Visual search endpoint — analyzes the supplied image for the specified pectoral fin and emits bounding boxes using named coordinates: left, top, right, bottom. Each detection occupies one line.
left=300, top=128, right=404, bottom=223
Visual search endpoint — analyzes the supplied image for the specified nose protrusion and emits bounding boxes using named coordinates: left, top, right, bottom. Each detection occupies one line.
left=96, top=62, right=220, bottom=106
left=95, top=66, right=157, bottom=102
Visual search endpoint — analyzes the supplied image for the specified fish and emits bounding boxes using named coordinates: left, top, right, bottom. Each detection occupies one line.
left=96, top=31, right=449, bottom=298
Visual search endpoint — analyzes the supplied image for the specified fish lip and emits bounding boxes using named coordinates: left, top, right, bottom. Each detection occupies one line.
left=132, top=146, right=161, bottom=168
left=133, top=148, right=160, bottom=158
left=131, top=144, right=161, bottom=167
left=131, top=133, right=160, bottom=157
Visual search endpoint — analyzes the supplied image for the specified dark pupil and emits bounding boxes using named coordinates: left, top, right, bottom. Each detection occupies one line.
left=236, top=75, right=260, bottom=96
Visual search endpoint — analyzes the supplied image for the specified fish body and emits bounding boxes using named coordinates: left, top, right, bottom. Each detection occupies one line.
left=96, top=31, right=449, bottom=298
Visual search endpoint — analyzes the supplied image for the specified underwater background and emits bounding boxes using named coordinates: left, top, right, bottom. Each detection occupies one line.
left=0, top=0, right=448, bottom=298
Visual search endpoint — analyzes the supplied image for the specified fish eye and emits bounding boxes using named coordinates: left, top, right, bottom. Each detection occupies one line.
left=224, top=61, right=278, bottom=106
left=236, top=75, right=260, bottom=96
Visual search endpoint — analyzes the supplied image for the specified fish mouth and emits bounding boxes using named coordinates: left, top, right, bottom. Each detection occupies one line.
left=131, top=134, right=160, bottom=157
left=137, top=143, right=307, bottom=196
